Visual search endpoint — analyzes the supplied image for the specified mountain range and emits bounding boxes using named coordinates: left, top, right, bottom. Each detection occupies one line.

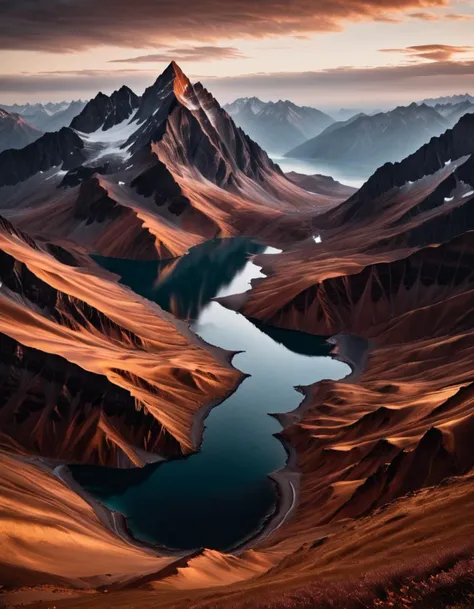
left=422, top=92, right=474, bottom=106
left=0, top=99, right=87, bottom=132
left=0, top=63, right=344, bottom=264
left=285, top=101, right=474, bottom=172
left=224, top=97, right=334, bottom=154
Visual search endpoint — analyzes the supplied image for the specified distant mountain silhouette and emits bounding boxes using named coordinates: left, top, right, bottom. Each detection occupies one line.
left=285, top=102, right=452, bottom=172
left=224, top=97, right=334, bottom=153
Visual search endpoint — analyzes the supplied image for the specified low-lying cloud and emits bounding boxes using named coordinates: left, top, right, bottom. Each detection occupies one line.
left=381, top=44, right=474, bottom=61
left=110, top=46, right=245, bottom=64
left=1, top=59, right=473, bottom=107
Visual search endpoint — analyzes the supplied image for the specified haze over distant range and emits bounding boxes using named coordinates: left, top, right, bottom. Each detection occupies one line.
left=1, top=0, right=474, bottom=108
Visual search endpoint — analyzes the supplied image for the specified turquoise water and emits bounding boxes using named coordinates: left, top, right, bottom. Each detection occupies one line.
left=71, top=238, right=349, bottom=551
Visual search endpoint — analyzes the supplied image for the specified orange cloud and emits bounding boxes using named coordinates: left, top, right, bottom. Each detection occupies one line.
left=0, top=0, right=454, bottom=52
left=380, top=44, right=474, bottom=61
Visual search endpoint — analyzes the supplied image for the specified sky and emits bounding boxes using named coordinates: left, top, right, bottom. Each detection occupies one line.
left=0, top=0, right=474, bottom=110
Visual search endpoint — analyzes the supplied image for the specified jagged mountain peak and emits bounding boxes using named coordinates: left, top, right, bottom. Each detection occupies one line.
left=70, top=85, right=140, bottom=134
left=125, top=63, right=283, bottom=188
left=133, top=61, right=192, bottom=124
left=223, top=97, right=266, bottom=117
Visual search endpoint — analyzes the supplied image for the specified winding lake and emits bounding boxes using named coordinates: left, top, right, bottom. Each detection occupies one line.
left=71, top=238, right=350, bottom=551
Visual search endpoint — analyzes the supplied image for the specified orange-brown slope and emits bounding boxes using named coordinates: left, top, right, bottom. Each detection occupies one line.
left=0, top=451, right=176, bottom=590
left=0, top=169, right=202, bottom=261
left=234, top=231, right=474, bottom=547
left=21, top=473, right=474, bottom=608
left=0, top=216, right=238, bottom=465
left=237, top=115, right=474, bottom=326
left=286, top=171, right=357, bottom=201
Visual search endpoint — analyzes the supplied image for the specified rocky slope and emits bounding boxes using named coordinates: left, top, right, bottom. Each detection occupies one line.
left=0, top=214, right=238, bottom=466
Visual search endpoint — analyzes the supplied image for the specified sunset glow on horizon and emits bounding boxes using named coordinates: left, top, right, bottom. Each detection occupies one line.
left=1, top=0, right=474, bottom=108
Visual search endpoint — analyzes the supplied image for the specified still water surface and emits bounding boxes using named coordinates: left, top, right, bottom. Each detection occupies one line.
left=71, top=238, right=349, bottom=551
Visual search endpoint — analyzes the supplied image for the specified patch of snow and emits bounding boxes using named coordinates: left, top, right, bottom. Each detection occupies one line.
left=444, top=196, right=454, bottom=202
left=313, top=235, right=322, bottom=244
left=78, top=117, right=139, bottom=145
left=445, top=159, right=452, bottom=166
left=125, top=164, right=134, bottom=170
left=44, top=169, right=67, bottom=182
left=118, top=181, right=125, bottom=186
left=77, top=117, right=141, bottom=164
left=263, top=246, right=282, bottom=255
left=462, top=190, right=474, bottom=198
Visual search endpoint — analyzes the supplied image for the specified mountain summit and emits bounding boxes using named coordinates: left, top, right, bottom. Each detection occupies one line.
left=0, top=62, right=334, bottom=262
left=70, top=85, right=140, bottom=133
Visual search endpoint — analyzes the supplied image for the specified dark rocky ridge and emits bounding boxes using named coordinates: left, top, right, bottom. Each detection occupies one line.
left=324, top=113, right=474, bottom=227
left=0, top=127, right=85, bottom=187
left=70, top=85, right=139, bottom=133
left=74, top=176, right=125, bottom=223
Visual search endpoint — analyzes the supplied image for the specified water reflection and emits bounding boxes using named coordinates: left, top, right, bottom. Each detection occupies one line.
left=270, top=154, right=367, bottom=189
left=72, top=238, right=349, bottom=551
left=93, top=238, right=265, bottom=321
